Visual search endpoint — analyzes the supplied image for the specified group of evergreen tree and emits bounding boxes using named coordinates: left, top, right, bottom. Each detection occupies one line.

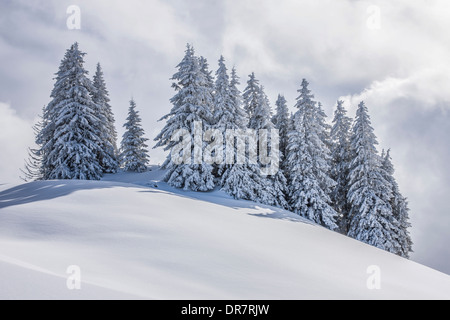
left=24, top=42, right=412, bottom=258
left=23, top=42, right=149, bottom=181
left=154, top=44, right=412, bottom=258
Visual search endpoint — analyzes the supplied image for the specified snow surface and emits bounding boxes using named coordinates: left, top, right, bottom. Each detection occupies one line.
left=0, top=167, right=449, bottom=299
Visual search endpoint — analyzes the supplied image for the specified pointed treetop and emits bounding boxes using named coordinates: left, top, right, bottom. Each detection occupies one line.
left=382, top=148, right=395, bottom=176
left=186, top=43, right=194, bottom=54
left=230, top=66, right=240, bottom=88
left=243, top=72, right=261, bottom=118
left=276, top=94, right=287, bottom=105
left=331, top=100, right=352, bottom=137
left=295, top=78, right=316, bottom=110
left=215, top=55, right=229, bottom=84
left=356, top=101, right=370, bottom=119
left=336, top=100, right=345, bottom=112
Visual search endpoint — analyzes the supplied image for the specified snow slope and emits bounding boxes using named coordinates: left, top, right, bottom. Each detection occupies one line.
left=0, top=167, right=449, bottom=299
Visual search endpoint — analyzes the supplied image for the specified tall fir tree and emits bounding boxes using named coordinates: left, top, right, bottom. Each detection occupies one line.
left=154, top=44, right=215, bottom=191
left=38, top=42, right=103, bottom=180
left=213, top=57, right=247, bottom=132
left=120, top=99, right=150, bottom=172
left=250, top=85, right=273, bottom=130
left=219, top=73, right=286, bottom=208
left=213, top=57, right=246, bottom=176
left=242, top=72, right=260, bottom=125
left=272, top=94, right=290, bottom=167
left=381, top=149, right=413, bottom=258
left=254, top=86, right=288, bottom=209
left=347, top=101, right=402, bottom=253
left=230, top=67, right=244, bottom=121
left=286, top=79, right=337, bottom=229
left=218, top=65, right=262, bottom=200
left=330, top=100, right=353, bottom=233
left=199, top=56, right=215, bottom=95
left=92, top=63, right=119, bottom=173
left=317, top=102, right=333, bottom=156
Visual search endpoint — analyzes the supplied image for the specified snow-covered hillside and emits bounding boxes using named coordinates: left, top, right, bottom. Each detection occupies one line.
left=0, top=168, right=449, bottom=299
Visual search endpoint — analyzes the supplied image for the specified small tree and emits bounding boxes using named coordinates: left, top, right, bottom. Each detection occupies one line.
left=120, top=99, right=150, bottom=172
left=21, top=110, right=45, bottom=181
left=381, top=149, right=413, bottom=258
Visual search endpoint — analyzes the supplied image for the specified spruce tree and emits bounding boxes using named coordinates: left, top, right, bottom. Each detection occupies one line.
left=381, top=149, right=413, bottom=258
left=218, top=65, right=262, bottom=200
left=92, top=63, right=119, bottom=173
left=242, top=72, right=260, bottom=124
left=219, top=72, right=286, bottom=207
left=317, top=102, right=332, bottom=156
left=230, top=67, right=243, bottom=119
left=21, top=110, right=45, bottom=181
left=213, top=57, right=246, bottom=132
left=199, top=56, right=215, bottom=96
left=213, top=57, right=246, bottom=176
left=39, top=42, right=103, bottom=180
left=347, top=101, right=402, bottom=253
left=330, top=100, right=353, bottom=233
left=154, top=44, right=215, bottom=191
left=253, top=86, right=288, bottom=209
left=250, top=85, right=273, bottom=131
left=272, top=94, right=290, bottom=166
left=286, top=79, right=337, bottom=229
left=120, top=99, right=150, bottom=172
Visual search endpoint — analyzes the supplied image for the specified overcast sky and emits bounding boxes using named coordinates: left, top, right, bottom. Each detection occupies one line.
left=0, top=0, right=449, bottom=275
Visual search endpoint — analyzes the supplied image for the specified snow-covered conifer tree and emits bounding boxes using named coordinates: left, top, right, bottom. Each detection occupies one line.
left=253, top=86, right=288, bottom=208
left=330, top=100, right=353, bottom=233
left=286, top=79, right=337, bottom=229
left=199, top=56, right=215, bottom=94
left=120, top=99, right=150, bottom=172
left=213, top=57, right=247, bottom=131
left=381, top=149, right=413, bottom=258
left=230, top=67, right=243, bottom=119
left=39, top=42, right=103, bottom=180
left=21, top=111, right=45, bottom=181
left=217, top=64, right=262, bottom=200
left=272, top=94, right=290, bottom=166
left=213, top=57, right=246, bottom=174
left=249, top=85, right=273, bottom=131
left=242, top=73, right=260, bottom=123
left=92, top=63, right=119, bottom=173
left=154, top=44, right=215, bottom=191
left=317, top=102, right=332, bottom=155
left=347, top=102, right=402, bottom=253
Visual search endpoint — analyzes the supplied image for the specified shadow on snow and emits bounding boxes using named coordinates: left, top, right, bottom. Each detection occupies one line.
left=0, top=176, right=314, bottom=227
left=0, top=180, right=144, bottom=210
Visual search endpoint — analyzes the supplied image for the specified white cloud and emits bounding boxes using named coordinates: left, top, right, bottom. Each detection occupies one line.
left=0, top=102, right=35, bottom=184
left=339, top=68, right=450, bottom=114
left=85, top=0, right=195, bottom=54
left=220, top=0, right=450, bottom=107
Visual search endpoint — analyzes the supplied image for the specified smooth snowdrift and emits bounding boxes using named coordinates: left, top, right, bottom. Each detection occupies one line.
left=0, top=168, right=449, bottom=299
